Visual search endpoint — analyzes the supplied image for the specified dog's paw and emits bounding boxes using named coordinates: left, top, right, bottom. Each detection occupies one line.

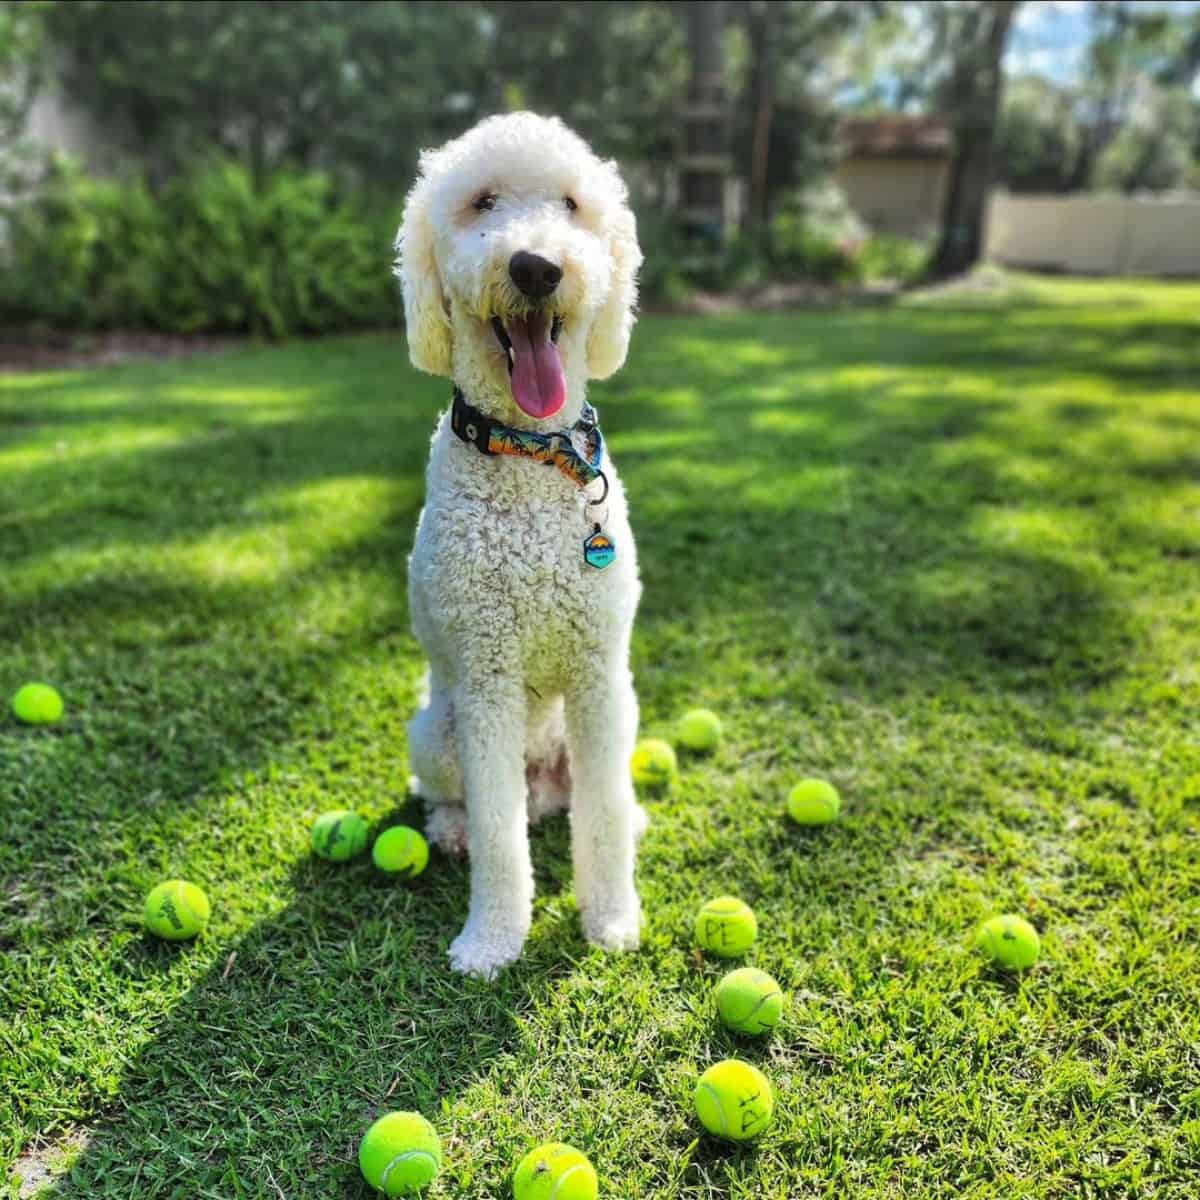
left=425, top=803, right=469, bottom=858
left=581, top=894, right=642, bottom=952
left=448, top=923, right=527, bottom=980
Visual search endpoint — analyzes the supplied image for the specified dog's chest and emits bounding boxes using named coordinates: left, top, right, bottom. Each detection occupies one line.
left=409, top=435, right=638, bottom=681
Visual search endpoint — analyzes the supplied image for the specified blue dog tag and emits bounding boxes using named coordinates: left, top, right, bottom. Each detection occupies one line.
left=584, top=527, right=616, bottom=569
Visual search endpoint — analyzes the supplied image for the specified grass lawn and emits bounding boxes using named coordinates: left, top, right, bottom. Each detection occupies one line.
left=3, top=275, right=1200, bottom=1199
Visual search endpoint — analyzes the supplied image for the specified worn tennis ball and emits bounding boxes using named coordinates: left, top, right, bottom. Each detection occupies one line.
left=715, top=967, right=784, bottom=1035
left=11, top=682, right=64, bottom=725
left=359, top=1111, right=442, bottom=1196
left=787, top=778, right=840, bottom=825
left=694, top=895, right=757, bottom=958
left=373, top=826, right=429, bottom=878
left=630, top=738, right=677, bottom=788
left=311, top=809, right=369, bottom=861
left=677, top=708, right=722, bottom=752
left=512, top=1142, right=598, bottom=1200
left=975, top=914, right=1041, bottom=971
left=143, top=880, right=210, bottom=941
left=694, top=1059, right=775, bottom=1141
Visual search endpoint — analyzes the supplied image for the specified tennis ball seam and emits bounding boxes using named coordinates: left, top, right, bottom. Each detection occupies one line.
left=549, top=1163, right=588, bottom=1200
left=734, top=989, right=782, bottom=1030
left=379, top=1149, right=439, bottom=1192
left=173, top=881, right=204, bottom=927
left=696, top=1081, right=728, bottom=1136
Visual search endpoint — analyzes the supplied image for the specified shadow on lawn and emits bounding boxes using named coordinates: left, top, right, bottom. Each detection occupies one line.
left=8, top=294, right=1197, bottom=1192
left=48, top=808, right=588, bottom=1198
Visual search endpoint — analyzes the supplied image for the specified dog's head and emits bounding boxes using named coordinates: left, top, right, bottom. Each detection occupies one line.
left=396, top=112, right=642, bottom=420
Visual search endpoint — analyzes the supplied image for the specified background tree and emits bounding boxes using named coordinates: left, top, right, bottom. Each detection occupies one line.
left=42, top=1, right=492, bottom=186
left=929, top=0, right=1020, bottom=278
left=0, top=0, right=46, bottom=189
left=995, top=75, right=1080, bottom=193
left=733, top=0, right=874, bottom=237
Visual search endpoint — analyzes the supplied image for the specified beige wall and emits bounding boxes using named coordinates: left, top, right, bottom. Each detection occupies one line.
left=986, top=193, right=1200, bottom=277
left=835, top=156, right=949, bottom=239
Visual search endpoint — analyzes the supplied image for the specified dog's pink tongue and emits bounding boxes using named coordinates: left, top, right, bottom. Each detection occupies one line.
left=506, top=311, right=565, bottom=419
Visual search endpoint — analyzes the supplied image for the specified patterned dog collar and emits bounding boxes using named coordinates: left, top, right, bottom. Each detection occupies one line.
left=449, top=388, right=606, bottom=492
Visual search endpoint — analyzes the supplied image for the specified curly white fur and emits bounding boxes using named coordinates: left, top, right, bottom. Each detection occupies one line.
left=397, top=113, right=646, bottom=979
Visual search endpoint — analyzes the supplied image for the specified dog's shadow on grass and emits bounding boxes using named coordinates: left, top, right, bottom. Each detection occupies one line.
left=48, top=801, right=586, bottom=1199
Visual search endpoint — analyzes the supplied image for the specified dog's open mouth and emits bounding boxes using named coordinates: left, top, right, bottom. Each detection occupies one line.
left=491, top=312, right=565, bottom=420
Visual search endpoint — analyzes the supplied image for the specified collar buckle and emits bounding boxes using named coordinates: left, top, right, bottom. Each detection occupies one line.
left=451, top=388, right=497, bottom=455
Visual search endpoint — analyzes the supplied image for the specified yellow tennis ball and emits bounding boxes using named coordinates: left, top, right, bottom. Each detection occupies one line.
left=694, top=1059, right=775, bottom=1141
left=694, top=895, right=757, bottom=958
left=512, top=1143, right=598, bottom=1200
left=311, top=810, right=369, bottom=861
left=143, top=880, right=210, bottom=941
left=715, top=967, right=784, bottom=1035
left=11, top=682, right=64, bottom=725
left=787, top=778, right=840, bottom=825
left=373, top=826, right=429, bottom=878
left=358, top=1111, right=441, bottom=1196
left=677, top=708, right=722, bottom=752
left=631, top=738, right=677, bottom=788
left=974, top=914, right=1040, bottom=971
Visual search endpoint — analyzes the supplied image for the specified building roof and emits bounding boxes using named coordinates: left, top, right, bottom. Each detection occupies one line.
left=840, top=115, right=952, bottom=159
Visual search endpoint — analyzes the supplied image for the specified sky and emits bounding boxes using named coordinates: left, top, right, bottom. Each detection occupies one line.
left=1008, top=0, right=1200, bottom=87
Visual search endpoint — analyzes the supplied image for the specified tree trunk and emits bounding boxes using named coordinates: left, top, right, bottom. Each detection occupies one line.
left=679, top=0, right=729, bottom=246
left=744, top=1, right=777, bottom=234
left=930, top=1, right=1020, bottom=279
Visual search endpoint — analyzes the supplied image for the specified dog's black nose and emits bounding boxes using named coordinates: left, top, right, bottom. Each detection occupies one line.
left=509, top=251, right=562, bottom=300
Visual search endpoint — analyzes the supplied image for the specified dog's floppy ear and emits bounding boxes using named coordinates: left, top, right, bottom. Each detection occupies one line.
left=586, top=190, right=643, bottom=381
left=396, top=168, right=452, bottom=377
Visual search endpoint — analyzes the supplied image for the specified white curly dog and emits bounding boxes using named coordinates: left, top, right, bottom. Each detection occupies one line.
left=396, top=113, right=646, bottom=979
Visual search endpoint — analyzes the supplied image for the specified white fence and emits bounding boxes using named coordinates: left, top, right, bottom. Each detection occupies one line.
left=985, top=192, right=1200, bottom=277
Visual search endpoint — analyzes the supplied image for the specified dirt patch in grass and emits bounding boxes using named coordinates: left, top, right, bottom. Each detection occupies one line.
left=9, top=1130, right=91, bottom=1197
left=0, top=329, right=242, bottom=372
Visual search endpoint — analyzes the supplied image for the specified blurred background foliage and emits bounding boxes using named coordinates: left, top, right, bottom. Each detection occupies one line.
left=0, top=0, right=1197, bottom=335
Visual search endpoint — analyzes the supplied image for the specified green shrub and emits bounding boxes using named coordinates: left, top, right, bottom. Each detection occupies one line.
left=0, top=161, right=401, bottom=336
left=769, top=210, right=861, bottom=284
left=856, top=234, right=931, bottom=286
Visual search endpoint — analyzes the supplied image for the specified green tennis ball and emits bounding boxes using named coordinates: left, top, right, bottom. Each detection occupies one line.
left=311, top=810, right=369, bottom=861
left=694, top=1059, right=775, bottom=1141
left=373, top=826, right=429, bottom=878
left=677, top=708, right=722, bottom=753
left=358, top=1111, right=441, bottom=1196
left=512, top=1143, right=598, bottom=1200
left=143, top=880, right=210, bottom=941
left=11, top=682, right=64, bottom=725
left=694, top=895, right=757, bottom=958
left=630, top=738, right=677, bottom=788
left=715, top=967, right=784, bottom=1035
left=975, top=914, right=1041, bottom=971
left=787, top=778, right=840, bottom=825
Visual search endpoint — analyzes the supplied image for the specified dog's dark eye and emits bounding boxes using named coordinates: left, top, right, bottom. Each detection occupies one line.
left=472, top=192, right=496, bottom=213
left=564, top=196, right=578, bottom=213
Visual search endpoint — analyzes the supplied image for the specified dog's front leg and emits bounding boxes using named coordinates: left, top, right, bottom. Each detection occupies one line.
left=447, top=679, right=533, bottom=979
left=566, top=667, right=642, bottom=951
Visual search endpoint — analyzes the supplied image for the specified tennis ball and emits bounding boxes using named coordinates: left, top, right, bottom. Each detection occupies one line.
left=143, top=880, right=210, bottom=941
left=11, top=682, right=64, bottom=725
left=373, top=826, right=429, bottom=878
left=630, top=738, right=677, bottom=788
left=715, top=967, right=784, bottom=1035
left=358, top=1111, right=441, bottom=1196
left=694, top=895, right=757, bottom=958
left=975, top=914, right=1041, bottom=971
left=677, top=708, right=722, bottom=753
left=311, top=809, right=369, bottom=861
left=694, top=1059, right=775, bottom=1141
left=512, top=1143, right=598, bottom=1200
left=787, top=778, right=840, bottom=825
